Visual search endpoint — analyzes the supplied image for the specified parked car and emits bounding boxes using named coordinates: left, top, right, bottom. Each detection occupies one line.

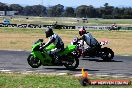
left=2, top=19, right=10, bottom=25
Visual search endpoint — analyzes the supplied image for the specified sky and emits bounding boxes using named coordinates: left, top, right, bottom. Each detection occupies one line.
left=1, top=0, right=132, bottom=7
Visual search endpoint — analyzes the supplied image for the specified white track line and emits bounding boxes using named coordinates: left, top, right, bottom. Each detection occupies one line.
left=0, top=70, right=131, bottom=78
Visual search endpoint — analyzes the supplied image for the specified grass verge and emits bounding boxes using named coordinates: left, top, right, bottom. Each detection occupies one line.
left=0, top=72, right=131, bottom=88
left=0, top=28, right=132, bottom=55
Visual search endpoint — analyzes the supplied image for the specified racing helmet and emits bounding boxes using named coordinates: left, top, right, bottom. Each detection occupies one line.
left=79, top=26, right=86, bottom=36
left=45, top=28, right=54, bottom=38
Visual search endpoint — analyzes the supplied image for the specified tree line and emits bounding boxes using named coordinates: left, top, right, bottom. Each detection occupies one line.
left=0, top=2, right=132, bottom=19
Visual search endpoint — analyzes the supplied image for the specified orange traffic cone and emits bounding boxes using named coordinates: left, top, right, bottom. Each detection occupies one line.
left=82, top=68, right=88, bottom=78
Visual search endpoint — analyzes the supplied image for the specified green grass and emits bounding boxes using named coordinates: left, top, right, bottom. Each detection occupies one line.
left=0, top=27, right=44, bottom=34
left=90, top=19, right=132, bottom=24
left=0, top=73, right=131, bottom=88
left=1, top=16, right=132, bottom=26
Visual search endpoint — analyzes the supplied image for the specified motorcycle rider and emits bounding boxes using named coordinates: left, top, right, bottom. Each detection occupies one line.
left=78, top=26, right=100, bottom=55
left=39, top=28, right=64, bottom=57
left=111, top=23, right=118, bottom=30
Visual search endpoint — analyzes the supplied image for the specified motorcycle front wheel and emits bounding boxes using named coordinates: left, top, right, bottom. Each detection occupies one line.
left=27, top=54, right=41, bottom=68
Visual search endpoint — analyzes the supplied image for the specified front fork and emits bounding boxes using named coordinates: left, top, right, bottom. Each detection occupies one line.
left=31, top=51, right=52, bottom=65
left=31, top=51, right=44, bottom=64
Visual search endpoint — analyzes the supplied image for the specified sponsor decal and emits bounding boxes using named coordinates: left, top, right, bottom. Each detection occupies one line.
left=80, top=68, right=131, bottom=86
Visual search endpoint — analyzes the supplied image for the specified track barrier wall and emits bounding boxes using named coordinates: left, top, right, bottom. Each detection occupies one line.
left=0, top=23, right=131, bottom=30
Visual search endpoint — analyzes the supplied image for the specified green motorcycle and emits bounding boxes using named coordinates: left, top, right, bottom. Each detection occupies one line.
left=27, top=39, right=79, bottom=70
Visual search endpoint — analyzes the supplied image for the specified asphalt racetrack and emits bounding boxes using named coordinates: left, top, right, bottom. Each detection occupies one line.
left=0, top=50, right=132, bottom=77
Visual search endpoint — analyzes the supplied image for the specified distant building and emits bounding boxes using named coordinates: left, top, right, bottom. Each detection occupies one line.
left=0, top=11, right=5, bottom=16
left=6, top=11, right=18, bottom=16
left=0, top=11, right=18, bottom=16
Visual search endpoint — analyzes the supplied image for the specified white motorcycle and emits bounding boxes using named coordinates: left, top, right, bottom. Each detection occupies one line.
left=71, top=37, right=114, bottom=61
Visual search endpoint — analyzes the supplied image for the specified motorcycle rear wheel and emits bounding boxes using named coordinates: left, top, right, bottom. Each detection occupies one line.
left=100, top=47, right=114, bottom=61
left=63, top=56, right=79, bottom=70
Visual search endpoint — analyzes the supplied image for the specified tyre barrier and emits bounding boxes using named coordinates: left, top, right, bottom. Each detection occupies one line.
left=0, top=23, right=75, bottom=29
left=0, top=23, right=126, bottom=30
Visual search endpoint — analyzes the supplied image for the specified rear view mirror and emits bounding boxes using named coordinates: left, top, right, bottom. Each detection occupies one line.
left=38, top=39, right=43, bottom=42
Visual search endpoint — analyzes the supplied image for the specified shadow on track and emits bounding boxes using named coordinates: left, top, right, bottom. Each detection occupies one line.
left=45, top=67, right=99, bottom=71
left=81, top=58, right=123, bottom=62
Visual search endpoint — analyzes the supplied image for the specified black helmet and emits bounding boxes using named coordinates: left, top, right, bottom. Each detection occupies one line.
left=45, top=28, right=54, bottom=38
